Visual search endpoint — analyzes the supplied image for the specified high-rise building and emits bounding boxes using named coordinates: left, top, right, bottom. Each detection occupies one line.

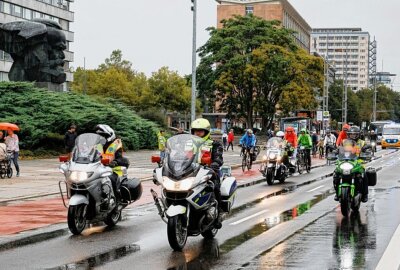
left=311, top=28, right=370, bottom=91
left=0, top=0, right=74, bottom=91
left=216, top=0, right=311, bottom=52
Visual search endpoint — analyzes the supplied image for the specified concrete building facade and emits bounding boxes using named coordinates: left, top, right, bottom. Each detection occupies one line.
left=216, top=0, right=311, bottom=52
left=311, top=28, right=370, bottom=91
left=0, top=0, right=74, bottom=90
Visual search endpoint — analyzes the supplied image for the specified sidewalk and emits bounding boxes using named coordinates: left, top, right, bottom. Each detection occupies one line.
left=0, top=156, right=326, bottom=237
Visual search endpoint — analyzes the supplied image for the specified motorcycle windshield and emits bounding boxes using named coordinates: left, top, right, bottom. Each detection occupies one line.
left=72, top=133, right=106, bottom=164
left=337, top=140, right=358, bottom=160
left=266, top=137, right=284, bottom=149
left=164, top=134, right=202, bottom=179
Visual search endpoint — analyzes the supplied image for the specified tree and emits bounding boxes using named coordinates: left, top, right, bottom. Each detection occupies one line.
left=145, top=67, right=191, bottom=114
left=197, top=15, right=322, bottom=129
left=98, top=49, right=134, bottom=78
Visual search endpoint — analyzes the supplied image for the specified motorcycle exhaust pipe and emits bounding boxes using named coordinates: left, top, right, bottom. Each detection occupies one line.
left=150, top=189, right=168, bottom=224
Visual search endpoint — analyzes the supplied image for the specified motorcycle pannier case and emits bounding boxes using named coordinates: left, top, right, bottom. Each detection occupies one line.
left=220, top=177, right=237, bottom=213
left=366, top=167, right=377, bottom=186
left=121, top=178, right=143, bottom=202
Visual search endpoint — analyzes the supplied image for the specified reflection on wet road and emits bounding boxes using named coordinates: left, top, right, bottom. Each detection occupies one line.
left=242, top=188, right=400, bottom=270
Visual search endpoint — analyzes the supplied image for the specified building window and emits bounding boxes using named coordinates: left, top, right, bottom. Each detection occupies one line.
left=245, top=5, right=253, bottom=15
left=3, top=2, right=10, bottom=14
left=12, top=5, right=23, bottom=17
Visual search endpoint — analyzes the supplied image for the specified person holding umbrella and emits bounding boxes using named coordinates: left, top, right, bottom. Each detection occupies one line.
left=2, top=123, right=20, bottom=177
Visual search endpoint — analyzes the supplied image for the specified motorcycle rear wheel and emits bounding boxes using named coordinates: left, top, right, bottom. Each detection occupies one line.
left=68, top=204, right=87, bottom=235
left=104, top=208, right=121, bottom=227
left=167, top=215, right=188, bottom=251
left=201, top=226, right=218, bottom=239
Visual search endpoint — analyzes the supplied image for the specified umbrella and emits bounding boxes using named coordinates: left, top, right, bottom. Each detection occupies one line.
left=0, top=123, right=20, bottom=131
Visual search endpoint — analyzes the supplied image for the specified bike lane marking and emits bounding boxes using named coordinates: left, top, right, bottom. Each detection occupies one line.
left=229, top=209, right=269, bottom=226
left=306, top=185, right=325, bottom=193
left=375, top=219, right=400, bottom=270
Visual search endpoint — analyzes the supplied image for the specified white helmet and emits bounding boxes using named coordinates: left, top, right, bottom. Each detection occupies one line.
left=276, top=131, right=284, bottom=138
left=95, top=124, right=116, bottom=143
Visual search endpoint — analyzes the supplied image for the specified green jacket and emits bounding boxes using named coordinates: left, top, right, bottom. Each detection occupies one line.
left=297, top=134, right=312, bottom=149
left=157, top=132, right=166, bottom=151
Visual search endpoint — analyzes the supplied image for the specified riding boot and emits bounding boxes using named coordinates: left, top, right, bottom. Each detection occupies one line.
left=214, top=184, right=223, bottom=229
left=362, top=175, right=369, bottom=202
left=333, top=173, right=340, bottom=201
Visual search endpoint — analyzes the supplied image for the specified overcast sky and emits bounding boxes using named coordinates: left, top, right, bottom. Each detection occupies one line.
left=71, top=0, right=400, bottom=90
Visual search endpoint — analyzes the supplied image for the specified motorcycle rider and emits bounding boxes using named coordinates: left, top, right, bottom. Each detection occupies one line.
left=336, top=124, right=350, bottom=147
left=95, top=124, right=130, bottom=199
left=297, top=128, right=312, bottom=169
left=190, top=118, right=224, bottom=228
left=333, top=126, right=370, bottom=202
left=240, top=129, right=256, bottom=159
left=324, top=129, right=337, bottom=157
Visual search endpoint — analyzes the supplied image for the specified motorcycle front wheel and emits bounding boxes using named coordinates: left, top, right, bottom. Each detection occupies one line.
left=340, top=188, right=351, bottom=217
left=167, top=214, right=188, bottom=251
left=67, top=204, right=87, bottom=235
left=266, top=168, right=274, bottom=185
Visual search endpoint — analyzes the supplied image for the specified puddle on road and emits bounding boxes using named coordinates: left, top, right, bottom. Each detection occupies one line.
left=47, top=244, right=140, bottom=270
left=228, top=175, right=332, bottom=218
left=220, top=190, right=334, bottom=255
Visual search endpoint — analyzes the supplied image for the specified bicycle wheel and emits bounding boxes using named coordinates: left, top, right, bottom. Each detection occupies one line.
left=242, top=154, right=247, bottom=172
left=247, top=153, right=252, bottom=170
left=297, top=158, right=303, bottom=174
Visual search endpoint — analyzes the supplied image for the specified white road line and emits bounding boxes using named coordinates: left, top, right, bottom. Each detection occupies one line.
left=230, top=210, right=269, bottom=226
left=307, top=185, right=325, bottom=193
left=376, top=222, right=400, bottom=270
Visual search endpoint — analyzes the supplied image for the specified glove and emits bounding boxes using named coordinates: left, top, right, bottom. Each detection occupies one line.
left=210, top=162, right=220, bottom=171
left=109, top=161, right=118, bottom=168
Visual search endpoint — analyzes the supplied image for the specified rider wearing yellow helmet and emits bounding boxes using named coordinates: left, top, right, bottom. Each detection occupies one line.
left=191, top=118, right=224, bottom=228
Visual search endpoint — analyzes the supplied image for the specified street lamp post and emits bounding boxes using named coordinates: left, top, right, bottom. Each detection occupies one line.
left=190, top=0, right=197, bottom=122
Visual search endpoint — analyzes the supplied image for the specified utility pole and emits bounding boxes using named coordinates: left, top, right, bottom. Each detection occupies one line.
left=369, top=38, right=377, bottom=121
left=322, top=34, right=330, bottom=131
left=83, top=57, right=87, bottom=95
left=190, top=0, right=197, bottom=122
left=342, top=46, right=348, bottom=124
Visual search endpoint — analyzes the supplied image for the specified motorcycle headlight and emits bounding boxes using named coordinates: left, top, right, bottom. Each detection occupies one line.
left=163, top=177, right=196, bottom=191
left=339, top=163, right=354, bottom=175
left=371, top=142, right=376, bottom=146
left=269, top=153, right=276, bottom=160
left=69, top=171, right=93, bottom=182
left=262, top=155, right=268, bottom=161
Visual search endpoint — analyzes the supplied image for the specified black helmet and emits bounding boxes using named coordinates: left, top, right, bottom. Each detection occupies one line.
left=347, top=126, right=360, bottom=141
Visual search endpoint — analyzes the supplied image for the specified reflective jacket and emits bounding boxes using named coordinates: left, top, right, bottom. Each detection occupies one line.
left=297, top=134, right=312, bottom=149
left=158, top=132, right=166, bottom=151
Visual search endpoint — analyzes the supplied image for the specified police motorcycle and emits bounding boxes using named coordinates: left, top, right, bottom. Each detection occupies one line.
left=260, top=137, right=288, bottom=185
left=151, top=134, right=237, bottom=251
left=333, top=140, right=376, bottom=217
left=59, top=133, right=142, bottom=235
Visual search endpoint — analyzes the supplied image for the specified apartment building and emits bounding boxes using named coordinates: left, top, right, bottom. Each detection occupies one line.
left=311, top=28, right=370, bottom=91
left=216, top=0, right=311, bottom=52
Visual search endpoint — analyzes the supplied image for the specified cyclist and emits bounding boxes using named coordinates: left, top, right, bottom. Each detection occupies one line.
left=297, top=128, right=312, bottom=170
left=240, top=129, right=256, bottom=160
left=324, top=129, right=337, bottom=157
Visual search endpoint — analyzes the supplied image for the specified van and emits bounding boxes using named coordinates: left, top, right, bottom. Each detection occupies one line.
left=381, top=123, right=400, bottom=149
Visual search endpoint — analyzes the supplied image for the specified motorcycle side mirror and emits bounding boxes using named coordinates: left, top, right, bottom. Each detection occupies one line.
left=201, top=156, right=212, bottom=166
left=151, top=155, right=161, bottom=163
left=101, top=158, right=110, bottom=166
left=59, top=155, right=69, bottom=162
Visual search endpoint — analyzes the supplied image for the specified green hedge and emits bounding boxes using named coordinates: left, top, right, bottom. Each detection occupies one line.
left=0, top=82, right=159, bottom=151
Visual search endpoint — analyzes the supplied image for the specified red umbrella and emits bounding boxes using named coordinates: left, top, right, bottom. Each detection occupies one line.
left=0, top=123, right=20, bottom=131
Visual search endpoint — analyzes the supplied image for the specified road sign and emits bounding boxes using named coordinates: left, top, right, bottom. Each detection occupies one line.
left=317, top=111, right=323, bottom=121
left=323, top=111, right=330, bottom=118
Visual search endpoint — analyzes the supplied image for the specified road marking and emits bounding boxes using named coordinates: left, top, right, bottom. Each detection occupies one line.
left=230, top=210, right=269, bottom=226
left=307, top=185, right=325, bottom=193
left=376, top=222, right=400, bottom=270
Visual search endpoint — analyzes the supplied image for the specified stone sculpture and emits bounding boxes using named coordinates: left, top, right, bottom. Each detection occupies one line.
left=0, top=18, right=66, bottom=84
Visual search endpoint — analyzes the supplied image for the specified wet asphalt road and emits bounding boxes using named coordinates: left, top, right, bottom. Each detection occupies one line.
left=1, top=148, right=400, bottom=270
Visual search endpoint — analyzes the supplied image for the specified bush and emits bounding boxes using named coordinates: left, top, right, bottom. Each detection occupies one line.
left=0, top=82, right=159, bottom=151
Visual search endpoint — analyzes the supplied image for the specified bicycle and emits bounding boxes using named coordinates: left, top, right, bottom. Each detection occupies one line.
left=240, top=146, right=253, bottom=172
left=296, top=146, right=310, bottom=174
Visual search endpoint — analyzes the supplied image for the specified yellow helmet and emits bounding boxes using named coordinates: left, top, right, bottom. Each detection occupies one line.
left=191, top=118, right=211, bottom=140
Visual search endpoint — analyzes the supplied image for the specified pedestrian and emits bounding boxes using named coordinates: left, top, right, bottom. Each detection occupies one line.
left=5, top=128, right=20, bottom=177
left=64, top=124, right=77, bottom=158
left=227, top=129, right=234, bottom=151
left=0, top=131, right=4, bottom=143
left=222, top=131, right=228, bottom=151
left=157, top=129, right=166, bottom=162
left=311, top=131, right=318, bottom=157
